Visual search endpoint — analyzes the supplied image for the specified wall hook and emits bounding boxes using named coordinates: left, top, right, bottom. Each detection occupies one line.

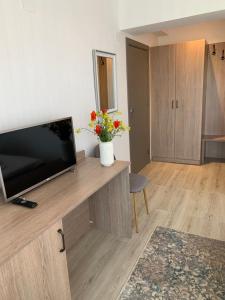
left=212, top=44, right=216, bottom=55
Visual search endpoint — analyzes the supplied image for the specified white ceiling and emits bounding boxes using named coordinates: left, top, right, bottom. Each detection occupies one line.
left=136, top=18, right=225, bottom=46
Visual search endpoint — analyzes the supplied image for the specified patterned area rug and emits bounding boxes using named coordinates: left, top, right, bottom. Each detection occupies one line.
left=119, top=227, right=225, bottom=300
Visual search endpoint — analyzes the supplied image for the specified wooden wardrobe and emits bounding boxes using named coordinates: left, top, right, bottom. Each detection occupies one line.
left=150, top=39, right=206, bottom=165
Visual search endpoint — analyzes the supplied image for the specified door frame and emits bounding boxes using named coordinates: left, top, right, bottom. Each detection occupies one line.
left=126, top=38, right=150, bottom=172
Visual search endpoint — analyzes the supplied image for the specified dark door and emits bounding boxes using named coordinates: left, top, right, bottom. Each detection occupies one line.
left=126, top=38, right=150, bottom=173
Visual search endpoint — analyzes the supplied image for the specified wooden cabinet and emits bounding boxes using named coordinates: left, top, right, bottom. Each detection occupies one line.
left=0, top=220, right=71, bottom=300
left=151, top=39, right=206, bottom=164
left=151, top=44, right=176, bottom=160
left=0, top=159, right=131, bottom=300
left=175, top=40, right=206, bottom=162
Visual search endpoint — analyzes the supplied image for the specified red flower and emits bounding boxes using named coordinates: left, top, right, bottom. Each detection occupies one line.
left=101, top=108, right=107, bottom=114
left=114, top=120, right=120, bottom=129
left=95, top=125, right=102, bottom=135
left=91, top=111, right=97, bottom=121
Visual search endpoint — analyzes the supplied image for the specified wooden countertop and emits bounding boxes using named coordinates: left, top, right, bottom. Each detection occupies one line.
left=0, top=158, right=130, bottom=266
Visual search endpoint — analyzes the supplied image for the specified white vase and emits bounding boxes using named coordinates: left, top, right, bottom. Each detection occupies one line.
left=99, top=141, right=114, bottom=167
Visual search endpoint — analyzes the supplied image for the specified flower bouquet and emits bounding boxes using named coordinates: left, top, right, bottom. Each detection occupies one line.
left=76, top=109, right=130, bottom=166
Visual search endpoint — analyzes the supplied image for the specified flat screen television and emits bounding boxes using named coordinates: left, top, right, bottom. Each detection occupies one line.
left=0, top=117, right=76, bottom=202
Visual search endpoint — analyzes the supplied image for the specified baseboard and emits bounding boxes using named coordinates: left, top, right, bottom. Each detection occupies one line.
left=152, top=156, right=201, bottom=165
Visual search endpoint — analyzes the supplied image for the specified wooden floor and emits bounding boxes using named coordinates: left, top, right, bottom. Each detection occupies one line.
left=67, top=161, right=225, bottom=300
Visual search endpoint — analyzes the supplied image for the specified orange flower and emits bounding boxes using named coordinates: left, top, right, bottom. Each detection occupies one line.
left=114, top=120, right=120, bottom=129
left=91, top=111, right=97, bottom=121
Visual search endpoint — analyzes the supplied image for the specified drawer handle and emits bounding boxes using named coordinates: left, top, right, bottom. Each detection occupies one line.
left=58, top=229, right=66, bottom=253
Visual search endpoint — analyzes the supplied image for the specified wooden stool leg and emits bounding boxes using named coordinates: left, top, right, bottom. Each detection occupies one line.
left=132, top=193, right=138, bottom=233
left=143, top=188, right=149, bottom=215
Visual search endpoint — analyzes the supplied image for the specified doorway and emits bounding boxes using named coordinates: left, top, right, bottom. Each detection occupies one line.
left=126, top=38, right=150, bottom=173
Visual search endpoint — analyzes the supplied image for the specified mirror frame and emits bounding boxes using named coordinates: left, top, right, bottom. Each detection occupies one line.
left=92, top=50, right=118, bottom=113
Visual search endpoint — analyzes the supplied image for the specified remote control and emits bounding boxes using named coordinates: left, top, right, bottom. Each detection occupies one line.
left=11, top=197, right=38, bottom=209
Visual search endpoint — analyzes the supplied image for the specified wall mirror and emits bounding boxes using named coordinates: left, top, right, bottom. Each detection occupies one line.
left=93, top=50, right=118, bottom=113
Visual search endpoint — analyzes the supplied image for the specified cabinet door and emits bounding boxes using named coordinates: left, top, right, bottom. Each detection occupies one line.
left=175, top=40, right=205, bottom=162
left=151, top=45, right=176, bottom=160
left=0, top=220, right=71, bottom=300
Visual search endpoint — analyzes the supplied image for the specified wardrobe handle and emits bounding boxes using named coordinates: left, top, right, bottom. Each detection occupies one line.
left=58, top=229, right=66, bottom=253
left=172, top=100, right=174, bottom=109
left=176, top=100, right=179, bottom=109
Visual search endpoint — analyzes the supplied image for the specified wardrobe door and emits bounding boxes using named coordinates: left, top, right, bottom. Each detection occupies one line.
left=151, top=45, right=176, bottom=160
left=175, top=40, right=205, bottom=163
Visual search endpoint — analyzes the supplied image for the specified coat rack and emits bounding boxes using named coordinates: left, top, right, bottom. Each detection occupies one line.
left=211, top=44, right=225, bottom=60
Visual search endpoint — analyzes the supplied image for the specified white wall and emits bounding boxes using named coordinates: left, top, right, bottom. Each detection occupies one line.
left=0, top=0, right=156, bottom=161
left=119, top=0, right=225, bottom=32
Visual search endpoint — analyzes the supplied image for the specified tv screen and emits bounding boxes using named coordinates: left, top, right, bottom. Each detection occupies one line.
left=0, top=117, right=76, bottom=201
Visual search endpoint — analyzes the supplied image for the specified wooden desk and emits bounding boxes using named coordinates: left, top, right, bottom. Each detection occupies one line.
left=0, top=158, right=131, bottom=300
left=202, top=135, right=225, bottom=163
